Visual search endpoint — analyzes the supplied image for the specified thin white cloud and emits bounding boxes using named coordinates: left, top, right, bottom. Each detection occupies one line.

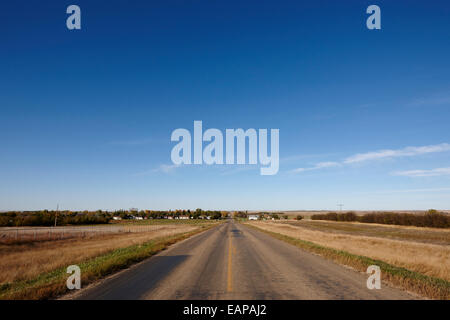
left=408, top=96, right=450, bottom=107
left=290, top=143, right=450, bottom=174
left=369, top=187, right=450, bottom=194
left=158, top=164, right=180, bottom=174
left=392, top=167, right=450, bottom=177
left=133, top=164, right=180, bottom=176
left=219, top=165, right=259, bottom=176
left=290, top=161, right=340, bottom=174
left=281, top=153, right=339, bottom=164
left=109, top=138, right=159, bottom=146
left=343, top=143, right=450, bottom=164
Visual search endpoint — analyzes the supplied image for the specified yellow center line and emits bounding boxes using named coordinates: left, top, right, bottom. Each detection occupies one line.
left=227, top=234, right=233, bottom=292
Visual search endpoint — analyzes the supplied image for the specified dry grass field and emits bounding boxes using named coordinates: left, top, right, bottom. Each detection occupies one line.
left=259, top=210, right=450, bottom=219
left=247, top=220, right=450, bottom=281
left=0, top=224, right=197, bottom=284
left=0, top=220, right=215, bottom=244
left=0, top=220, right=218, bottom=299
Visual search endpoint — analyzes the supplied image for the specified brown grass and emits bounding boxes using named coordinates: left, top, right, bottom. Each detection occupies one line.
left=248, top=221, right=450, bottom=282
left=246, top=224, right=449, bottom=299
left=284, top=220, right=450, bottom=245
left=0, top=224, right=197, bottom=284
left=0, top=222, right=221, bottom=299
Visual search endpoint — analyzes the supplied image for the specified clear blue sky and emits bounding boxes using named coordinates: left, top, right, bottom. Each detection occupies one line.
left=1, top=1, right=450, bottom=211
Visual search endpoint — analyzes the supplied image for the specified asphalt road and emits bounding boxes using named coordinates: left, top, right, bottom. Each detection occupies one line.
left=75, top=219, right=414, bottom=300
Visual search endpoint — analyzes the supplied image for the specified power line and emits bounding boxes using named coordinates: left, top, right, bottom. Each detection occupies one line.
left=54, top=203, right=59, bottom=227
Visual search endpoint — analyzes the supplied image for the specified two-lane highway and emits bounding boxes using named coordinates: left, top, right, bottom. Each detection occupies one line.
left=75, top=220, right=414, bottom=299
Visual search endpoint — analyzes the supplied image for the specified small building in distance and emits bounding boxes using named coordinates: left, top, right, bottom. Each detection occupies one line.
left=248, top=214, right=259, bottom=221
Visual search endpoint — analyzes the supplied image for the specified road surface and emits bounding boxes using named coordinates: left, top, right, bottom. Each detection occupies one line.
left=75, top=220, right=414, bottom=300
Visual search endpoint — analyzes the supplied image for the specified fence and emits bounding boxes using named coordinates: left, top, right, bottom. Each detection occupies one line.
left=0, top=225, right=165, bottom=243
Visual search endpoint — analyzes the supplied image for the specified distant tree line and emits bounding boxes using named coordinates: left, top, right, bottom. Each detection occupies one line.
left=115, top=208, right=223, bottom=220
left=239, top=212, right=292, bottom=220
left=234, top=211, right=248, bottom=218
left=0, top=210, right=111, bottom=227
left=0, top=208, right=225, bottom=227
left=311, top=210, right=450, bottom=228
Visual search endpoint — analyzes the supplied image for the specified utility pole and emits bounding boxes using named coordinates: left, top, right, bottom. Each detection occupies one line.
left=337, top=204, right=344, bottom=212
left=54, top=204, right=59, bottom=227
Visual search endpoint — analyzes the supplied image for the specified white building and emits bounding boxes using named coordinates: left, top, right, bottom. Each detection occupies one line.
left=248, top=215, right=259, bottom=221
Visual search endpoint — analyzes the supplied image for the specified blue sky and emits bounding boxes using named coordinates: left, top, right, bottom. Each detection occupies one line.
left=1, top=1, right=450, bottom=211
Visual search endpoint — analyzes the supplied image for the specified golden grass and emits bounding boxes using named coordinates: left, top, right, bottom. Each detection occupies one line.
left=0, top=224, right=197, bottom=284
left=284, top=220, right=450, bottom=245
left=248, top=221, right=450, bottom=282
left=2, top=224, right=220, bottom=300
left=246, top=224, right=449, bottom=299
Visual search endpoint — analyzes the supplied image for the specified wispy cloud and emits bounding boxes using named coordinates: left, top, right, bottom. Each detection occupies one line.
left=358, top=187, right=450, bottom=194
left=133, top=164, right=180, bottom=176
left=281, top=153, right=339, bottom=164
left=290, top=143, right=450, bottom=174
left=157, top=164, right=180, bottom=174
left=392, top=167, right=450, bottom=177
left=289, top=161, right=340, bottom=173
left=219, top=165, right=259, bottom=176
left=343, top=143, right=450, bottom=164
left=109, top=138, right=155, bottom=146
left=408, top=96, right=450, bottom=107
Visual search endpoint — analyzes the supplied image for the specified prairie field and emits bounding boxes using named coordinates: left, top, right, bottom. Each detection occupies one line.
left=0, top=219, right=213, bottom=244
left=264, top=210, right=450, bottom=220
left=0, top=220, right=217, bottom=299
left=247, top=220, right=450, bottom=281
